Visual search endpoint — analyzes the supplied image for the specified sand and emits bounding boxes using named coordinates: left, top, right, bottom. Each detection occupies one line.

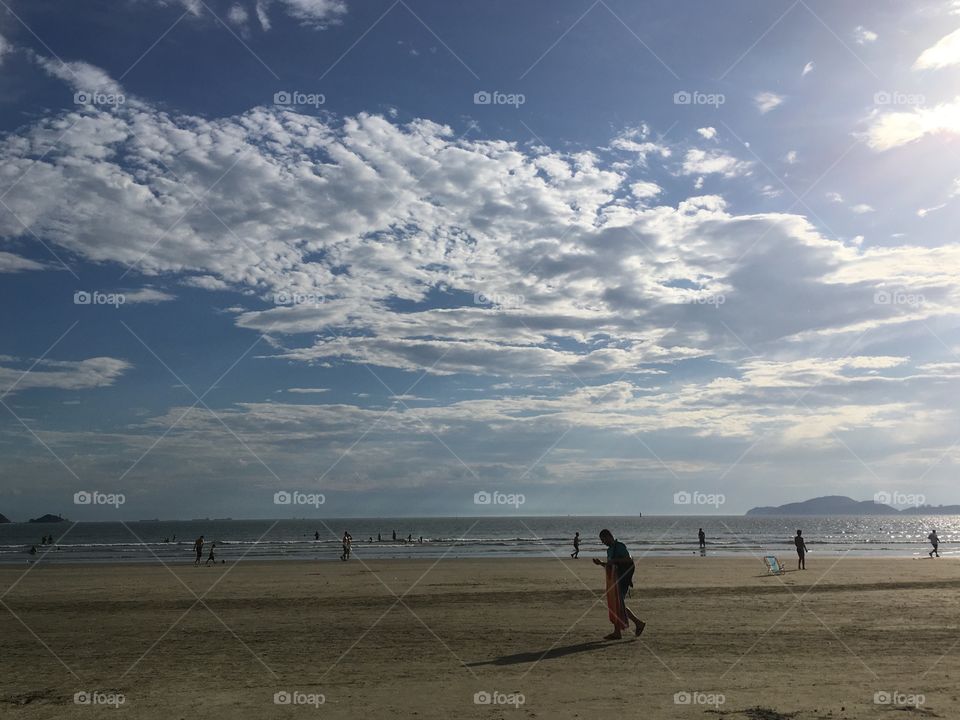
left=1, top=554, right=959, bottom=719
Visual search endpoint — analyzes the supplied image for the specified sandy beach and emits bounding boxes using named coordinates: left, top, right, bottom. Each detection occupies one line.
left=1, top=555, right=958, bottom=719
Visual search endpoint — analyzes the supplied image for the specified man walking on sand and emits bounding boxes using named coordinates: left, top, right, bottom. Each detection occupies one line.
left=593, top=529, right=645, bottom=639
left=794, top=529, right=808, bottom=570
left=194, top=535, right=204, bottom=566
left=571, top=532, right=580, bottom=559
left=929, top=530, right=940, bottom=558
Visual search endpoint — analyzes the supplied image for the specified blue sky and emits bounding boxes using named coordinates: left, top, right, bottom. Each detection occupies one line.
left=1, top=0, right=960, bottom=519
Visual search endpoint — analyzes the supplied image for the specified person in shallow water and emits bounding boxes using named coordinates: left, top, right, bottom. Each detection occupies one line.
left=593, top=529, right=645, bottom=640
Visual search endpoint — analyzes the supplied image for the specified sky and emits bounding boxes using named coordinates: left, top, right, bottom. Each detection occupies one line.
left=0, top=0, right=959, bottom=520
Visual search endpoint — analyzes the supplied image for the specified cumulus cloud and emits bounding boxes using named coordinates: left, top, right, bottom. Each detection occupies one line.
left=914, top=27, right=960, bottom=70
left=865, top=98, right=960, bottom=150
left=697, top=127, right=717, bottom=140
left=681, top=148, right=752, bottom=177
left=853, top=25, right=878, bottom=44
left=754, top=91, right=785, bottom=114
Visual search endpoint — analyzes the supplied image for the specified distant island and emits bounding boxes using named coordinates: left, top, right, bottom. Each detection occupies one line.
left=746, top=495, right=960, bottom=516
left=28, top=513, right=67, bottom=523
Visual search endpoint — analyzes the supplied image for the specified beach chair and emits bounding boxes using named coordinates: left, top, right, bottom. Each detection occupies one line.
left=764, top=556, right=787, bottom=575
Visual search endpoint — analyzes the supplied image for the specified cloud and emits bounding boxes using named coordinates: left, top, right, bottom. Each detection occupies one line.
left=148, top=0, right=346, bottom=29
left=681, top=148, right=752, bottom=177
left=853, top=25, right=878, bottom=44
left=851, top=203, right=875, bottom=214
left=0, top=357, right=131, bottom=394
left=629, top=180, right=662, bottom=199
left=914, top=27, right=960, bottom=70
left=784, top=150, right=798, bottom=164
left=754, top=92, right=785, bottom=114
left=802, top=61, right=815, bottom=76
left=826, top=192, right=844, bottom=203
left=865, top=98, right=960, bottom=150
left=696, top=127, right=717, bottom=140
left=0, top=33, right=9, bottom=65
left=122, top=288, right=176, bottom=304
left=0, top=252, right=45, bottom=273
left=287, top=387, right=330, bottom=393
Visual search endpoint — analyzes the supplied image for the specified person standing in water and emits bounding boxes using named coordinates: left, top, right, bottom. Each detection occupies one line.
left=593, top=529, right=645, bottom=639
left=193, top=535, right=204, bottom=566
left=794, top=529, right=808, bottom=570
left=928, top=530, right=940, bottom=558
left=571, top=532, right=580, bottom=559
left=698, top=528, right=706, bottom=550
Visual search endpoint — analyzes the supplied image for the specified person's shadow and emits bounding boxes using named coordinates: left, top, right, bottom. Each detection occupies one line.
left=465, top=639, right=624, bottom=667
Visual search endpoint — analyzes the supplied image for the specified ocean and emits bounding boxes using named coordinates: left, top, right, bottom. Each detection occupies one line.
left=2, top=515, right=958, bottom=565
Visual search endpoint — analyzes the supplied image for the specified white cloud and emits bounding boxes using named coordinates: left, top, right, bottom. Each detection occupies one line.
left=123, top=288, right=176, bottom=304
left=681, top=148, right=751, bottom=177
left=696, top=127, right=717, bottom=140
left=754, top=91, right=785, bottom=114
left=851, top=203, right=875, bottom=214
left=0, top=357, right=131, bottom=394
left=784, top=150, right=798, bottom=164
left=149, top=0, right=346, bottom=29
left=287, top=387, right=330, bottom=393
left=853, top=25, right=878, bottom=44
left=802, top=61, right=815, bottom=76
left=0, top=252, right=44, bottom=273
left=826, top=192, right=844, bottom=203
left=865, top=98, right=960, bottom=150
left=0, top=33, right=9, bottom=65
left=914, top=27, right=960, bottom=70
left=227, top=4, right=249, bottom=26
left=629, top=181, right=662, bottom=200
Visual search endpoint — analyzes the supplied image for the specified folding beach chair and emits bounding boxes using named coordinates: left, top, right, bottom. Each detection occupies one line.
left=764, top=556, right=787, bottom=575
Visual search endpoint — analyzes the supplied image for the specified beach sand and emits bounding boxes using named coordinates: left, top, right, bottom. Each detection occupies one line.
left=1, top=555, right=958, bottom=718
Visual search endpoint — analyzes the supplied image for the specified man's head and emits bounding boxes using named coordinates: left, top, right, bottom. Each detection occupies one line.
left=796, top=530, right=802, bottom=536
left=599, top=529, right=614, bottom=546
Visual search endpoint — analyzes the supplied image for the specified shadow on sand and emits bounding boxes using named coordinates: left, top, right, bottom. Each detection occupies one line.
left=465, top=639, right=628, bottom=667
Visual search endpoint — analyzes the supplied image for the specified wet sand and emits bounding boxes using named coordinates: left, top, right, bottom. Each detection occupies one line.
left=1, top=555, right=958, bottom=718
